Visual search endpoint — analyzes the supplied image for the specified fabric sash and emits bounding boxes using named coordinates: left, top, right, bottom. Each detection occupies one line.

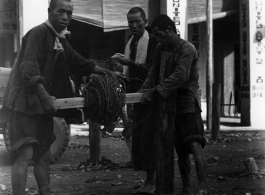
left=123, top=30, right=149, bottom=78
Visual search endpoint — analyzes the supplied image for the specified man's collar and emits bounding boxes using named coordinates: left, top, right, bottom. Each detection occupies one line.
left=165, top=34, right=181, bottom=50
left=44, top=20, right=70, bottom=39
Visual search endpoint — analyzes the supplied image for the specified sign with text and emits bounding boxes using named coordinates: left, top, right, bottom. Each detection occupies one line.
left=239, top=0, right=251, bottom=125
left=166, top=0, right=187, bottom=39
left=0, top=0, right=17, bottom=32
left=240, top=0, right=265, bottom=127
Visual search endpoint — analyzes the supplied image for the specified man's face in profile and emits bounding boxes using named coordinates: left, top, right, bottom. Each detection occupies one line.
left=48, top=0, right=73, bottom=31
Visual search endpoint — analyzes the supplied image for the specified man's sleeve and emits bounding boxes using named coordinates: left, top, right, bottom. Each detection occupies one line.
left=64, top=41, right=96, bottom=77
left=140, top=44, right=160, bottom=90
left=19, top=27, right=46, bottom=91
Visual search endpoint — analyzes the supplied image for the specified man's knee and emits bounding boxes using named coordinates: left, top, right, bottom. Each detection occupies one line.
left=122, top=121, right=132, bottom=139
left=189, top=141, right=202, bottom=149
left=175, top=147, right=190, bottom=161
left=189, top=141, right=205, bottom=155
left=16, top=145, right=34, bottom=162
left=36, top=150, right=51, bottom=165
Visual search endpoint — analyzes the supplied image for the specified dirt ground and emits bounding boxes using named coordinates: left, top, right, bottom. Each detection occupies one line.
left=0, top=126, right=265, bottom=195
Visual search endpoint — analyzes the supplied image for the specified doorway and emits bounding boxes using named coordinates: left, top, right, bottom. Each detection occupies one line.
left=214, top=41, right=240, bottom=117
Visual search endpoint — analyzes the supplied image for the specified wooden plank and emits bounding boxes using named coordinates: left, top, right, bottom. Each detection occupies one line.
left=0, top=77, right=9, bottom=85
left=55, top=97, right=85, bottom=109
left=0, top=68, right=11, bottom=77
left=188, top=9, right=238, bottom=24
left=0, top=92, right=142, bottom=109
left=54, top=93, right=143, bottom=110
left=125, top=93, right=143, bottom=103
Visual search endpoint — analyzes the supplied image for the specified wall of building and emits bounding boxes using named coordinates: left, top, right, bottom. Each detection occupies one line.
left=68, top=20, right=126, bottom=68
left=188, top=22, right=207, bottom=118
left=0, top=0, right=17, bottom=67
left=0, top=0, right=49, bottom=68
left=239, top=0, right=265, bottom=128
left=187, top=0, right=239, bottom=21
left=188, top=14, right=240, bottom=118
left=3, top=35, right=14, bottom=67
left=214, top=17, right=240, bottom=117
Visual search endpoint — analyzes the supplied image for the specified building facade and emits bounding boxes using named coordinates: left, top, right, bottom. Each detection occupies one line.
left=1, top=0, right=264, bottom=128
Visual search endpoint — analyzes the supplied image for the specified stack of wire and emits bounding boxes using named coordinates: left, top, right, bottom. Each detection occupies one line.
left=82, top=73, right=126, bottom=126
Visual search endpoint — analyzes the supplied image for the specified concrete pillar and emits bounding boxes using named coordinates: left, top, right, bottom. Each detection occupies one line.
left=239, top=0, right=265, bottom=128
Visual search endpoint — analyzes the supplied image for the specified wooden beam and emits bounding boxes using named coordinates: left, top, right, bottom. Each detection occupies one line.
left=17, top=0, right=23, bottom=50
left=206, top=0, right=213, bottom=130
left=125, top=93, right=143, bottom=103
left=188, top=9, right=238, bottom=24
left=0, top=68, right=11, bottom=77
left=54, top=93, right=143, bottom=110
left=212, top=83, right=221, bottom=140
left=88, top=121, right=102, bottom=163
left=54, top=97, right=85, bottom=109
left=0, top=68, right=143, bottom=109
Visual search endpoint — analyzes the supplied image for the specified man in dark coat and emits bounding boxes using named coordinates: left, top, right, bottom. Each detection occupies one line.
left=1, top=0, right=123, bottom=194
left=139, top=15, right=208, bottom=195
left=111, top=7, right=158, bottom=170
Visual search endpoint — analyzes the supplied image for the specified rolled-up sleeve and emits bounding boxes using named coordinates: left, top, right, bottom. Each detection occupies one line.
left=20, top=27, right=46, bottom=91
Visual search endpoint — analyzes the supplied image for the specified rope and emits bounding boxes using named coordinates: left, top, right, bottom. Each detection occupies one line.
left=82, top=73, right=126, bottom=126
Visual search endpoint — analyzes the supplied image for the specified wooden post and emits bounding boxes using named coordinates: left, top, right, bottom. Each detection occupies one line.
left=212, top=83, right=221, bottom=140
left=88, top=120, right=102, bottom=163
left=155, top=101, right=174, bottom=194
left=155, top=48, right=174, bottom=194
left=17, top=0, right=23, bottom=50
left=206, top=0, right=213, bottom=130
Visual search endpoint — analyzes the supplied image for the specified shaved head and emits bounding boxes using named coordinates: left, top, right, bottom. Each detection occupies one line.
left=49, top=0, right=72, bottom=10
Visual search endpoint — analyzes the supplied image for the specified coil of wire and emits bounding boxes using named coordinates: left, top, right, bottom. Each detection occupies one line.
left=82, top=73, right=126, bottom=126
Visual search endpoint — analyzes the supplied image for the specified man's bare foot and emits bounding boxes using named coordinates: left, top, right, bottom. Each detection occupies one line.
left=139, top=183, right=155, bottom=194
left=132, top=185, right=144, bottom=194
